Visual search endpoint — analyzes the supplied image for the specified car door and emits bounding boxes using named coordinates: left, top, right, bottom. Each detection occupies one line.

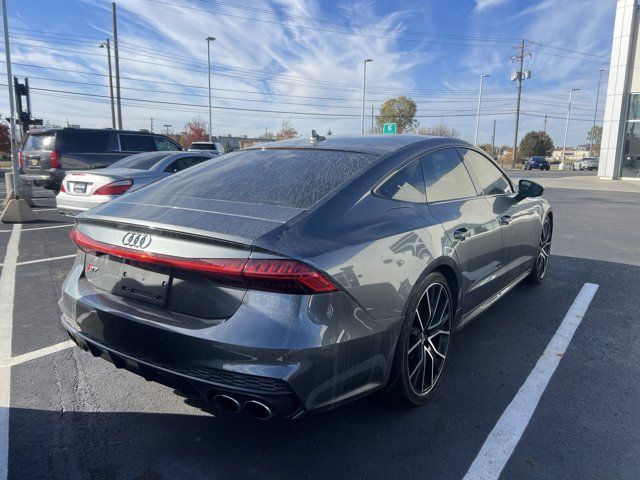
left=458, top=148, right=541, bottom=286
left=419, top=148, right=504, bottom=314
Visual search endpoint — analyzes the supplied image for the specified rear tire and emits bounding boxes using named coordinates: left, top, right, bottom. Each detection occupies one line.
left=388, top=272, right=453, bottom=406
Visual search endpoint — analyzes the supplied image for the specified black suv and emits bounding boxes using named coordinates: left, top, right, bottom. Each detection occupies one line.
left=19, top=128, right=182, bottom=192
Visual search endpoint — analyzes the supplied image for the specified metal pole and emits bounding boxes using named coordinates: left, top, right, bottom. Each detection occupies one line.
left=371, top=104, right=374, bottom=133
left=112, top=2, right=122, bottom=129
left=207, top=37, right=215, bottom=142
left=2, top=0, right=19, bottom=198
left=361, top=59, right=372, bottom=134
left=512, top=40, right=525, bottom=168
left=164, top=124, right=171, bottom=135
left=543, top=114, right=548, bottom=133
left=491, top=119, right=496, bottom=158
left=474, top=74, right=490, bottom=145
left=102, top=39, right=116, bottom=129
left=561, top=88, right=580, bottom=170
left=590, top=68, right=605, bottom=156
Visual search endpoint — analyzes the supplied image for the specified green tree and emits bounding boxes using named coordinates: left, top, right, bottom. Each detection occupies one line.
left=418, top=125, right=459, bottom=138
left=376, top=96, right=418, bottom=133
left=587, top=125, right=603, bottom=155
left=519, top=130, right=554, bottom=158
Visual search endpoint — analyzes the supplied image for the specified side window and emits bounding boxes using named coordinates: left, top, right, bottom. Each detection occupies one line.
left=120, top=134, right=156, bottom=152
left=376, top=160, right=426, bottom=203
left=164, top=156, right=208, bottom=173
left=154, top=136, right=181, bottom=151
left=420, top=148, right=477, bottom=203
left=59, top=131, right=110, bottom=152
left=458, top=148, right=513, bottom=195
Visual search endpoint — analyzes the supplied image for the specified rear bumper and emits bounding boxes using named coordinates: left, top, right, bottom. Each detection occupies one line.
left=59, top=256, right=401, bottom=417
left=56, top=192, right=112, bottom=216
left=20, top=169, right=64, bottom=189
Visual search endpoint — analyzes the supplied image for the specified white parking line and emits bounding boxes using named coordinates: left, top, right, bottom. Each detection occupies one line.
left=463, top=282, right=599, bottom=480
left=2, top=341, right=74, bottom=368
left=0, top=224, right=72, bottom=233
left=14, top=254, right=76, bottom=267
left=0, top=224, right=20, bottom=480
left=32, top=208, right=57, bottom=212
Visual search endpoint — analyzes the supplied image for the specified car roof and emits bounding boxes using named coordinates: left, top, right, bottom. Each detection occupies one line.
left=26, top=127, right=169, bottom=136
left=250, top=134, right=470, bottom=155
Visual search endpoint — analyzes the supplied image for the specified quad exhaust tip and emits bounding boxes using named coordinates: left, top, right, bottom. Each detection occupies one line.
left=212, top=394, right=241, bottom=413
left=243, top=400, right=274, bottom=420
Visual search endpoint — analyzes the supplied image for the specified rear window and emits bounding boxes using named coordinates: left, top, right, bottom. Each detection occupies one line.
left=110, top=152, right=172, bottom=170
left=147, top=148, right=378, bottom=209
left=190, top=143, right=217, bottom=151
left=22, top=133, right=55, bottom=151
left=58, top=131, right=111, bottom=152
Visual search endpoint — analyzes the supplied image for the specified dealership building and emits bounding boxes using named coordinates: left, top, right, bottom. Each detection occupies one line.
left=600, top=0, right=640, bottom=179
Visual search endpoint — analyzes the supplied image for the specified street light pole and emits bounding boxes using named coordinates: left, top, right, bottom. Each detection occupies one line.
left=561, top=88, right=580, bottom=170
left=361, top=59, right=373, bottom=134
left=589, top=68, right=605, bottom=156
left=474, top=74, right=490, bottom=145
left=206, top=36, right=215, bottom=142
left=100, top=39, right=116, bottom=129
left=2, top=0, right=18, bottom=199
left=112, top=2, right=122, bottom=129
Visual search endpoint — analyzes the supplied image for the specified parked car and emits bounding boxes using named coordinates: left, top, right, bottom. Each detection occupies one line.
left=61, top=135, right=552, bottom=420
left=188, top=141, right=225, bottom=156
left=574, top=157, right=599, bottom=171
left=524, top=156, right=551, bottom=170
left=56, top=151, right=215, bottom=217
left=19, top=128, right=182, bottom=193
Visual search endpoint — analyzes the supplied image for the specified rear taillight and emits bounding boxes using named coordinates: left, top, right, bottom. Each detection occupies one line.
left=94, top=179, right=133, bottom=195
left=70, top=228, right=338, bottom=294
left=18, top=151, right=23, bottom=169
left=50, top=150, right=61, bottom=168
left=59, top=181, right=66, bottom=193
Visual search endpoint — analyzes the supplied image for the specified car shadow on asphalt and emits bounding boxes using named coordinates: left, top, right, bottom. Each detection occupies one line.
left=8, top=255, right=639, bottom=480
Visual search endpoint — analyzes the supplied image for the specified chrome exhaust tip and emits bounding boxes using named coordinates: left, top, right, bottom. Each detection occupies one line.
left=212, top=394, right=241, bottom=413
left=243, top=400, right=274, bottom=420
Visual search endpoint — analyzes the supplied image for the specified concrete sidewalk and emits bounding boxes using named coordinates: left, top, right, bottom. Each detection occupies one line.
left=515, top=173, right=640, bottom=194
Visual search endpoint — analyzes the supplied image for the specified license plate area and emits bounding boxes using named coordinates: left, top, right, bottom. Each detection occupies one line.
left=70, top=182, right=87, bottom=194
left=118, top=260, right=171, bottom=306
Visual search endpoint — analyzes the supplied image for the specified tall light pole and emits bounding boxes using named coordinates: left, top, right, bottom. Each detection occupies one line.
left=361, top=59, right=373, bottom=134
left=206, top=36, right=216, bottom=142
left=164, top=124, right=171, bottom=135
left=100, top=39, right=115, bottom=129
left=474, top=74, right=490, bottom=145
left=561, top=88, right=580, bottom=170
left=2, top=0, right=18, bottom=199
left=589, top=68, right=606, bottom=156
left=112, top=2, right=122, bottom=129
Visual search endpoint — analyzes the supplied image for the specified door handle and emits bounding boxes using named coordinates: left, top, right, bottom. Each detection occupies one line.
left=499, top=215, right=512, bottom=225
left=453, top=228, right=471, bottom=241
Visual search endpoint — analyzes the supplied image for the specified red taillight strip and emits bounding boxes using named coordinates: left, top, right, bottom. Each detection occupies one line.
left=70, top=228, right=338, bottom=294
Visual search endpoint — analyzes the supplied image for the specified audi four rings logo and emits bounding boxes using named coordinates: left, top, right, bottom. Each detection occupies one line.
left=122, top=232, right=152, bottom=249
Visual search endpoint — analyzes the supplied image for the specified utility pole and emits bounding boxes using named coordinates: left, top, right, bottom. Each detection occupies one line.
left=511, top=39, right=531, bottom=168
left=206, top=36, right=215, bottom=141
left=100, top=39, right=115, bottom=129
left=371, top=104, right=374, bottom=133
left=361, top=59, right=373, bottom=134
left=112, top=2, right=122, bottom=129
left=150, top=118, right=153, bottom=132
left=589, top=68, right=605, bottom=156
left=543, top=114, right=548, bottom=133
left=491, top=119, right=496, bottom=158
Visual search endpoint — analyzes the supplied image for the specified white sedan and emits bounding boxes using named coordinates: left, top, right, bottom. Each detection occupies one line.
left=56, top=151, right=215, bottom=217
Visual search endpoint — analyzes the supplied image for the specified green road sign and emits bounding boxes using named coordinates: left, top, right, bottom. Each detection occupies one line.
left=383, top=122, right=397, bottom=134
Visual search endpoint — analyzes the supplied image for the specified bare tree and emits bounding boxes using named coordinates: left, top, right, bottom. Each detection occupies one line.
left=277, top=119, right=298, bottom=140
left=418, top=125, right=460, bottom=138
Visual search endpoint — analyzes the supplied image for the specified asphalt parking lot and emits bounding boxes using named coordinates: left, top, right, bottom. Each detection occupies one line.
left=1, top=170, right=639, bottom=479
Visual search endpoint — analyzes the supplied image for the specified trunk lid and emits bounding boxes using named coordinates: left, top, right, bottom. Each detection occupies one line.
left=63, top=169, right=158, bottom=196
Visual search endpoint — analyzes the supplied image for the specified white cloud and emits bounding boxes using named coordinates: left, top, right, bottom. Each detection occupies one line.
left=474, top=0, right=512, bottom=12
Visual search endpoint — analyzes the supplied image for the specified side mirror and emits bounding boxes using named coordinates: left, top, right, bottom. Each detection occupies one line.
left=515, top=179, right=544, bottom=201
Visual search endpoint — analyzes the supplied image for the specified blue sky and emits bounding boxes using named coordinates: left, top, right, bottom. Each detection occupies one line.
left=1, top=0, right=615, bottom=148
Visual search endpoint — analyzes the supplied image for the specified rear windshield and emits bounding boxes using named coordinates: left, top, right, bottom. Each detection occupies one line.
left=147, top=148, right=378, bottom=209
left=23, top=133, right=55, bottom=151
left=110, top=152, right=172, bottom=170
left=190, top=143, right=217, bottom=150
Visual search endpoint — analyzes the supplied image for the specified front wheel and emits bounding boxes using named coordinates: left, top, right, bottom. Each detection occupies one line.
left=388, top=272, right=453, bottom=406
left=528, top=216, right=552, bottom=283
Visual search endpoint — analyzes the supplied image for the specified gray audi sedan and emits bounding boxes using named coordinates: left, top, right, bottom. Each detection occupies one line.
left=60, top=135, right=552, bottom=420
